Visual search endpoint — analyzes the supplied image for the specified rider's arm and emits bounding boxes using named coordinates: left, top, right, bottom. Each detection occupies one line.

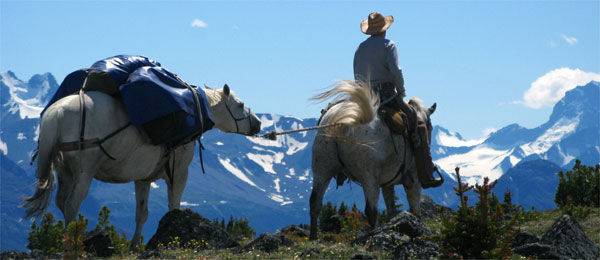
left=386, top=41, right=406, bottom=98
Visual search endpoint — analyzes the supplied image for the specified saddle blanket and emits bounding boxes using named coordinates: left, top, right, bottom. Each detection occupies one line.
left=43, top=55, right=215, bottom=148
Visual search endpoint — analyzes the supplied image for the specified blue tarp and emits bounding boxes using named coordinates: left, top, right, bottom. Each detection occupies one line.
left=89, top=55, right=161, bottom=86
left=42, top=69, right=88, bottom=116
left=120, top=66, right=214, bottom=144
left=42, top=55, right=214, bottom=147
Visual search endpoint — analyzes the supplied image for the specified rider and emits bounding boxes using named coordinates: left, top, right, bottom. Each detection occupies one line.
left=353, top=11, right=443, bottom=189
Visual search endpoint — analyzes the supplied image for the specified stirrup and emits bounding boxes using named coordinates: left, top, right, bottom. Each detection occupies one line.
left=422, top=167, right=444, bottom=188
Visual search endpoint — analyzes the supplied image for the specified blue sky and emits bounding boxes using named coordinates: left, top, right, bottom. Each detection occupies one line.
left=2, top=0, right=599, bottom=140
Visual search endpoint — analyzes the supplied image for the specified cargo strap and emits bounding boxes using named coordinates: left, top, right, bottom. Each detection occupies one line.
left=58, top=87, right=131, bottom=160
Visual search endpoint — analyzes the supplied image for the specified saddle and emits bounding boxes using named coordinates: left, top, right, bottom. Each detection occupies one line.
left=378, top=106, right=408, bottom=135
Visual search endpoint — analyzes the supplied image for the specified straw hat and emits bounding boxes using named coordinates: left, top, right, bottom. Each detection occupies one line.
left=360, top=12, right=394, bottom=35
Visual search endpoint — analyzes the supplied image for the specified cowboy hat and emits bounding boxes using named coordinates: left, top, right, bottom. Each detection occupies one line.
left=361, top=12, right=394, bottom=35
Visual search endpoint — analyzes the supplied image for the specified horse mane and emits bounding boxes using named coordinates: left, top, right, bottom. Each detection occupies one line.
left=204, top=87, right=223, bottom=107
left=408, top=97, right=429, bottom=120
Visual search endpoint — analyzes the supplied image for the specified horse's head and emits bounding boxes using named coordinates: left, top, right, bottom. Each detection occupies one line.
left=408, top=97, right=436, bottom=142
left=206, top=84, right=261, bottom=136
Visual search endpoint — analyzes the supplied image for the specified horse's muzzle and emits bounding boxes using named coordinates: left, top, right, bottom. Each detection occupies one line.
left=249, top=116, right=261, bottom=136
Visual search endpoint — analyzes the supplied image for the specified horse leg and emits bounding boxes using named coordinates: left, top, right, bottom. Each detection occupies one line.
left=55, top=166, right=74, bottom=216
left=167, top=167, right=189, bottom=210
left=166, top=145, right=193, bottom=210
left=62, top=171, right=94, bottom=225
left=308, top=169, right=335, bottom=240
left=130, top=181, right=150, bottom=251
left=381, top=185, right=398, bottom=220
left=402, top=171, right=422, bottom=218
left=309, top=137, right=340, bottom=240
left=362, top=178, right=381, bottom=229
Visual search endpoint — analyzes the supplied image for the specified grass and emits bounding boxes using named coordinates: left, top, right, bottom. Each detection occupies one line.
left=517, top=207, right=600, bottom=247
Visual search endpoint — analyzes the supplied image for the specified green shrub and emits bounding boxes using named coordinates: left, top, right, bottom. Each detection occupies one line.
left=215, top=215, right=256, bottom=239
left=27, top=212, right=65, bottom=255
left=435, top=167, right=517, bottom=259
left=555, top=159, right=599, bottom=208
left=319, top=201, right=341, bottom=233
left=95, top=205, right=132, bottom=253
left=560, top=204, right=592, bottom=220
left=63, top=214, right=88, bottom=259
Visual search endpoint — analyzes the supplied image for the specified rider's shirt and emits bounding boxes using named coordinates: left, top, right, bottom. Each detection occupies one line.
left=353, top=36, right=405, bottom=98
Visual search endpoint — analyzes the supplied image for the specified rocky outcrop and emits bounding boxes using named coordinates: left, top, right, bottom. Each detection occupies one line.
left=279, top=224, right=310, bottom=237
left=83, top=230, right=114, bottom=257
left=513, top=215, right=600, bottom=260
left=540, top=215, right=600, bottom=260
left=145, top=208, right=239, bottom=251
left=352, top=211, right=439, bottom=259
left=241, top=233, right=295, bottom=253
left=420, top=194, right=452, bottom=219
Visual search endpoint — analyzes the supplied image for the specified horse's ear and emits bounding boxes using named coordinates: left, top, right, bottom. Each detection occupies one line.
left=223, top=84, right=230, bottom=96
left=203, top=83, right=212, bottom=90
left=429, top=103, right=437, bottom=115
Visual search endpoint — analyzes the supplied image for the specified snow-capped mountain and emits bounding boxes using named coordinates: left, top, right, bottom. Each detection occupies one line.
left=1, top=71, right=597, bottom=251
left=432, top=81, right=599, bottom=185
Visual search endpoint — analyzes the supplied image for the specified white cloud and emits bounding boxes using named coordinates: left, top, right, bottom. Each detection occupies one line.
left=519, top=68, right=600, bottom=109
left=191, top=19, right=207, bottom=28
left=561, top=34, right=578, bottom=45
left=549, top=40, right=557, bottom=48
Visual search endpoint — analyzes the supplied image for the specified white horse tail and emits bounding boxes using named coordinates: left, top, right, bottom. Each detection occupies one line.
left=22, top=109, right=60, bottom=219
left=311, top=80, right=379, bottom=136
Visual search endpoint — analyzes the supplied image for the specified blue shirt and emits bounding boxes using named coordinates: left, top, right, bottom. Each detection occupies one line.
left=353, top=36, right=405, bottom=98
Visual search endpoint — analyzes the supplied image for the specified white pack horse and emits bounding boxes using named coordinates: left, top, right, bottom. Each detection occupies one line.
left=309, top=80, right=436, bottom=240
left=23, top=84, right=261, bottom=249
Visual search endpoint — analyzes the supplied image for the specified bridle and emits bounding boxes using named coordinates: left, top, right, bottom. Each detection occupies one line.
left=224, top=101, right=252, bottom=133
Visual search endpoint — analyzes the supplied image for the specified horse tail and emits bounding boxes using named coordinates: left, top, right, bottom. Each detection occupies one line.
left=22, top=107, right=61, bottom=219
left=311, top=80, right=379, bottom=136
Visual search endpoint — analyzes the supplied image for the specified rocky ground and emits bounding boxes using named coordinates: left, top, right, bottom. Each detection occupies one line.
left=2, top=195, right=599, bottom=259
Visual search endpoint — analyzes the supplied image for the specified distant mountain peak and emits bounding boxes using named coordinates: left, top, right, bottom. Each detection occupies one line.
left=433, top=81, right=599, bottom=184
left=1, top=71, right=58, bottom=119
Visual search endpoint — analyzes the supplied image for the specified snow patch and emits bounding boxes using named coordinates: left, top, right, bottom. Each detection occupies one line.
left=246, top=152, right=284, bottom=174
left=0, top=137, right=7, bottom=155
left=268, top=193, right=293, bottom=205
left=215, top=142, right=224, bottom=146
left=435, top=145, right=511, bottom=183
left=17, top=133, right=26, bottom=140
left=298, top=169, right=311, bottom=181
left=218, top=157, right=265, bottom=191
left=509, top=155, right=520, bottom=167
left=274, top=178, right=281, bottom=193
left=436, top=129, right=483, bottom=147
left=219, top=200, right=227, bottom=204
left=180, top=201, right=199, bottom=207
left=520, top=114, right=580, bottom=156
left=285, top=136, right=308, bottom=155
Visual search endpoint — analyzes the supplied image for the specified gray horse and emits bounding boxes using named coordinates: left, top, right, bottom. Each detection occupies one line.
left=23, top=84, right=261, bottom=249
left=309, top=80, right=436, bottom=240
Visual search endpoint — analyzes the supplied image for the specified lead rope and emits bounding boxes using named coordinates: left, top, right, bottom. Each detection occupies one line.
left=254, top=123, right=341, bottom=140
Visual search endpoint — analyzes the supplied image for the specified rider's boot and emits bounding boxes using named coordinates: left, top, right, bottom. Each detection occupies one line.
left=413, top=120, right=443, bottom=188
left=397, top=100, right=443, bottom=189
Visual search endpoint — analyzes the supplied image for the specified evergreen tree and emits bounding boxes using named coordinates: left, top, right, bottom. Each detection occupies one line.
left=555, top=160, right=600, bottom=208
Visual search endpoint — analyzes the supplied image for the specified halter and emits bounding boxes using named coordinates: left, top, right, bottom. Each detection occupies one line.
left=224, top=101, right=252, bottom=133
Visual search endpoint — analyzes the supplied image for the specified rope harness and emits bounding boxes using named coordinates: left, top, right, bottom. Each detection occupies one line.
left=224, top=102, right=253, bottom=134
